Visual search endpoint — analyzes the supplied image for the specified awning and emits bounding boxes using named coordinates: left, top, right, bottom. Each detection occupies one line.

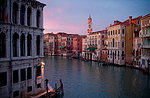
left=60, top=46, right=65, bottom=48
left=86, top=47, right=97, bottom=50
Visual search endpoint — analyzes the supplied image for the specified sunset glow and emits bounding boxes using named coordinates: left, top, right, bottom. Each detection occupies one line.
left=39, top=0, right=150, bottom=34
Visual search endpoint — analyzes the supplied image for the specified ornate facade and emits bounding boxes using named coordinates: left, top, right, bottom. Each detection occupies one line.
left=0, top=0, right=46, bottom=97
left=140, top=14, right=150, bottom=70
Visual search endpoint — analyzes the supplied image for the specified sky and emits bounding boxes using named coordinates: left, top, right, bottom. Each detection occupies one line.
left=38, top=0, right=150, bottom=35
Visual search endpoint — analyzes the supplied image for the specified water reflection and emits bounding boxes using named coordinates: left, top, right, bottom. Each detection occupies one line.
left=44, top=56, right=150, bottom=98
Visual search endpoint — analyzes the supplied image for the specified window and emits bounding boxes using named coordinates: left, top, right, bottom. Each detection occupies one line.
left=27, top=7, right=31, bottom=26
left=0, top=32, right=6, bottom=58
left=13, top=90, right=19, bottom=97
left=118, top=29, right=120, bottom=34
left=27, top=67, right=32, bottom=79
left=36, top=10, right=40, bottom=27
left=20, top=34, right=25, bottom=56
left=113, top=38, right=114, bottom=47
left=0, top=72, right=7, bottom=87
left=36, top=35, right=40, bottom=55
left=118, top=51, right=119, bottom=56
left=21, top=69, right=26, bottom=81
left=13, top=70, right=19, bottom=83
left=36, top=66, right=41, bottom=77
left=20, top=5, right=25, bottom=25
left=101, top=40, right=104, bottom=45
left=13, top=33, right=19, bottom=57
left=116, top=30, right=117, bottom=34
left=27, top=34, right=32, bottom=56
left=142, top=59, right=145, bottom=65
left=113, top=30, right=114, bottom=35
left=122, top=41, right=124, bottom=48
left=27, top=86, right=32, bottom=92
left=37, top=83, right=41, bottom=88
left=111, top=31, right=112, bottom=35
left=122, top=51, right=124, bottom=56
left=0, top=0, right=6, bottom=22
left=13, top=2, right=18, bottom=24
left=122, top=29, right=124, bottom=35
left=122, top=51, right=124, bottom=60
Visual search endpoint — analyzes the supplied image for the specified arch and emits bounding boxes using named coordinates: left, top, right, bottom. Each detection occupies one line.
left=20, top=5, right=25, bottom=25
left=13, top=2, right=18, bottom=24
left=27, top=34, right=32, bottom=56
left=27, top=7, right=31, bottom=26
left=36, top=10, right=40, bottom=27
left=13, top=33, right=19, bottom=57
left=20, top=34, right=25, bottom=56
left=36, top=35, right=40, bottom=55
left=0, top=32, right=6, bottom=58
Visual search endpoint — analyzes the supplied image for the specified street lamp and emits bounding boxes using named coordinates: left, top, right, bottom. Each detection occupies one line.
left=41, top=61, right=45, bottom=68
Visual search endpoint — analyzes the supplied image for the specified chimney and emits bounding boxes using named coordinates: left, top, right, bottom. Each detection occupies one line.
left=110, top=24, right=111, bottom=26
left=129, top=16, right=132, bottom=24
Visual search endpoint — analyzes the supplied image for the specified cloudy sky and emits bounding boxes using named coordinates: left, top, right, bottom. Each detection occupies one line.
left=38, top=0, right=150, bottom=35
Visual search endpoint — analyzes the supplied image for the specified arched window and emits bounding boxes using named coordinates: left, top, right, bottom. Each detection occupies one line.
left=20, top=5, right=25, bottom=25
left=36, top=35, right=40, bottom=55
left=13, top=2, right=18, bottom=24
left=20, top=34, right=25, bottom=56
left=13, top=33, right=19, bottom=57
left=0, top=32, right=6, bottom=58
left=113, top=38, right=114, bottom=47
left=0, top=0, right=7, bottom=22
left=36, top=10, right=40, bottom=27
left=27, top=34, right=32, bottom=56
left=27, top=7, right=31, bottom=26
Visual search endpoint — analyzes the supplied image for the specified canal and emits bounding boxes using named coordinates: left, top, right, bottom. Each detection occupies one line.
left=44, top=56, right=150, bottom=98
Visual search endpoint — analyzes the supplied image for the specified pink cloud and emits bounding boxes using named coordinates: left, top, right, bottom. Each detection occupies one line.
left=56, top=8, right=63, bottom=14
left=43, top=8, right=86, bottom=34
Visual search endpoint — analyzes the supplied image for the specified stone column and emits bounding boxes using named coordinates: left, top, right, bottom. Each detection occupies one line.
left=40, top=9, right=43, bottom=28
left=11, top=33, right=13, bottom=58
left=32, top=34, right=36, bottom=57
left=18, top=34, right=20, bottom=57
left=25, top=34, right=27, bottom=56
left=31, top=8, right=34, bottom=27
left=6, top=31, right=10, bottom=58
left=41, top=34, right=44, bottom=56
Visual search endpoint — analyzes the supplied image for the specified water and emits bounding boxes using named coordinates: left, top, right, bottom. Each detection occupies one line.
left=44, top=56, right=150, bottom=98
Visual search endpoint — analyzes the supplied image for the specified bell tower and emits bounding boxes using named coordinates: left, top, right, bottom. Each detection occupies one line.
left=87, top=14, right=92, bottom=33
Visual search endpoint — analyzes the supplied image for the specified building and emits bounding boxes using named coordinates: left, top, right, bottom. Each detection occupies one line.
left=82, top=15, right=107, bottom=61
left=82, top=36, right=87, bottom=59
left=101, top=46, right=108, bottom=64
left=107, top=20, right=125, bottom=65
left=124, top=16, right=142, bottom=66
left=72, top=35, right=83, bottom=57
left=43, top=33, right=57, bottom=56
left=140, top=14, right=150, bottom=70
left=107, top=16, right=142, bottom=66
left=0, top=0, right=46, bottom=97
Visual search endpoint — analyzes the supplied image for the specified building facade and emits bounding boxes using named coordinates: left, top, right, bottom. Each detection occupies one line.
left=72, top=35, right=83, bottom=57
left=43, top=33, right=57, bottom=56
left=0, top=0, right=46, bottom=97
left=124, top=16, right=142, bottom=66
left=107, top=21, right=125, bottom=65
left=101, top=46, right=108, bottom=64
left=140, top=14, right=150, bottom=70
